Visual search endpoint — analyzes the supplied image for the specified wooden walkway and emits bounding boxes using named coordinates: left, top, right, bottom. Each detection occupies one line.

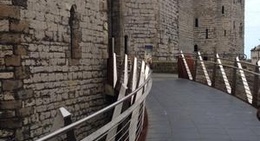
left=146, top=73, right=260, bottom=141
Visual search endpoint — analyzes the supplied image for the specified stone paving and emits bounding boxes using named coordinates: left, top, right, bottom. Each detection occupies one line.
left=146, top=73, right=260, bottom=141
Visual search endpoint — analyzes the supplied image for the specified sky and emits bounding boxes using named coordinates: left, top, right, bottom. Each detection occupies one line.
left=245, top=0, right=260, bottom=58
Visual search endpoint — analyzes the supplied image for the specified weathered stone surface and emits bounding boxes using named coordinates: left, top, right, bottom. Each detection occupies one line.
left=12, top=0, right=27, bottom=7
left=0, top=20, right=9, bottom=32
left=15, top=67, right=30, bottom=79
left=192, top=0, right=244, bottom=54
left=3, top=92, right=15, bottom=100
left=0, top=100, right=21, bottom=110
left=0, top=72, right=14, bottom=79
left=5, top=55, right=21, bottom=66
left=0, top=111, right=16, bottom=118
left=0, top=118, right=22, bottom=129
left=15, top=89, right=33, bottom=100
left=0, top=33, right=21, bottom=45
left=113, top=0, right=178, bottom=61
left=0, top=4, right=20, bottom=19
left=10, top=20, right=29, bottom=33
left=2, top=80, right=23, bottom=91
left=14, top=45, right=28, bottom=56
left=17, top=107, right=33, bottom=117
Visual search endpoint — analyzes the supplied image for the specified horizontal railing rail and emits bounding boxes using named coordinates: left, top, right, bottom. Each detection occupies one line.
left=178, top=51, right=260, bottom=107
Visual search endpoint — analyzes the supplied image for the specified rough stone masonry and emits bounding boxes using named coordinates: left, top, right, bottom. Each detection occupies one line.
left=0, top=0, right=245, bottom=140
left=0, top=0, right=109, bottom=140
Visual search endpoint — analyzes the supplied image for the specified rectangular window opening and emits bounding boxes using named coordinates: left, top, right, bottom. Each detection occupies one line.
left=206, top=29, right=209, bottom=39
left=195, top=18, right=199, bottom=27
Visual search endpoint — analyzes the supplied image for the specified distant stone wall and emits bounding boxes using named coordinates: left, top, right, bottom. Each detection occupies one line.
left=122, top=0, right=158, bottom=59
left=193, top=0, right=244, bottom=54
left=113, top=0, right=179, bottom=61
left=0, top=0, right=109, bottom=140
left=156, top=0, right=178, bottom=61
left=178, top=0, right=194, bottom=53
left=151, top=61, right=178, bottom=73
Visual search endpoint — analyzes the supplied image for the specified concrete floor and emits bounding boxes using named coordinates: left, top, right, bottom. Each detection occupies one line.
left=146, top=73, right=260, bottom=141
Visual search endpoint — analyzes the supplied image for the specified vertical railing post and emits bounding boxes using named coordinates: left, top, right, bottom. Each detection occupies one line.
left=212, top=54, right=217, bottom=87
left=60, top=108, right=76, bottom=141
left=252, top=62, right=260, bottom=107
left=231, top=58, right=237, bottom=96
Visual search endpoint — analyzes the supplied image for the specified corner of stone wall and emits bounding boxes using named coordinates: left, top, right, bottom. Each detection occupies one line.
left=0, top=1, right=31, bottom=140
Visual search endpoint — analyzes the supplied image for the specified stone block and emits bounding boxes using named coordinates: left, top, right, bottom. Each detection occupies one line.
left=0, top=72, right=14, bottom=79
left=0, top=47, right=13, bottom=57
left=12, top=0, right=27, bottom=8
left=17, top=107, right=33, bottom=117
left=15, top=89, right=33, bottom=100
left=0, top=4, right=20, bottom=19
left=0, top=129, right=13, bottom=138
left=15, top=67, right=30, bottom=79
left=0, top=110, right=16, bottom=118
left=0, top=20, right=9, bottom=32
left=10, top=20, right=29, bottom=33
left=14, top=45, right=28, bottom=56
left=5, top=55, right=21, bottom=67
left=0, top=33, right=21, bottom=45
left=0, top=118, right=22, bottom=129
left=2, top=80, right=23, bottom=91
left=0, top=100, right=21, bottom=110
left=3, top=92, right=15, bottom=100
left=0, top=58, right=5, bottom=65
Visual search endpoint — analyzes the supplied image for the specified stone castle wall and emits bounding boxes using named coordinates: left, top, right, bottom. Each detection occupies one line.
left=179, top=0, right=194, bottom=53
left=0, top=0, right=245, bottom=140
left=0, top=0, right=109, bottom=140
left=114, top=0, right=178, bottom=61
left=193, top=0, right=244, bottom=54
left=157, top=0, right=178, bottom=61
left=121, top=0, right=158, bottom=58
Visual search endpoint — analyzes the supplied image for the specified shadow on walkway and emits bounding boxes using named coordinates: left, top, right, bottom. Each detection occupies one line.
left=146, top=73, right=260, bottom=141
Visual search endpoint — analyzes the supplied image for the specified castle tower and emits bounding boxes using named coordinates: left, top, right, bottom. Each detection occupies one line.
left=193, top=0, right=245, bottom=54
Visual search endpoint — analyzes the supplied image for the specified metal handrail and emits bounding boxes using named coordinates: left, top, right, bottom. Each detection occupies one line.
left=36, top=72, right=152, bottom=141
left=83, top=80, right=152, bottom=141
left=178, top=50, right=260, bottom=106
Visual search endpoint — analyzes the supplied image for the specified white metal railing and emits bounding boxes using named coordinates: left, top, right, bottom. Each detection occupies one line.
left=36, top=53, right=152, bottom=141
left=216, top=53, right=231, bottom=94
left=179, top=50, right=260, bottom=107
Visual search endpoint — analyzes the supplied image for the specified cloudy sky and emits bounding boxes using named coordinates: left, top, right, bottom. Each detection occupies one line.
left=245, top=0, right=260, bottom=58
